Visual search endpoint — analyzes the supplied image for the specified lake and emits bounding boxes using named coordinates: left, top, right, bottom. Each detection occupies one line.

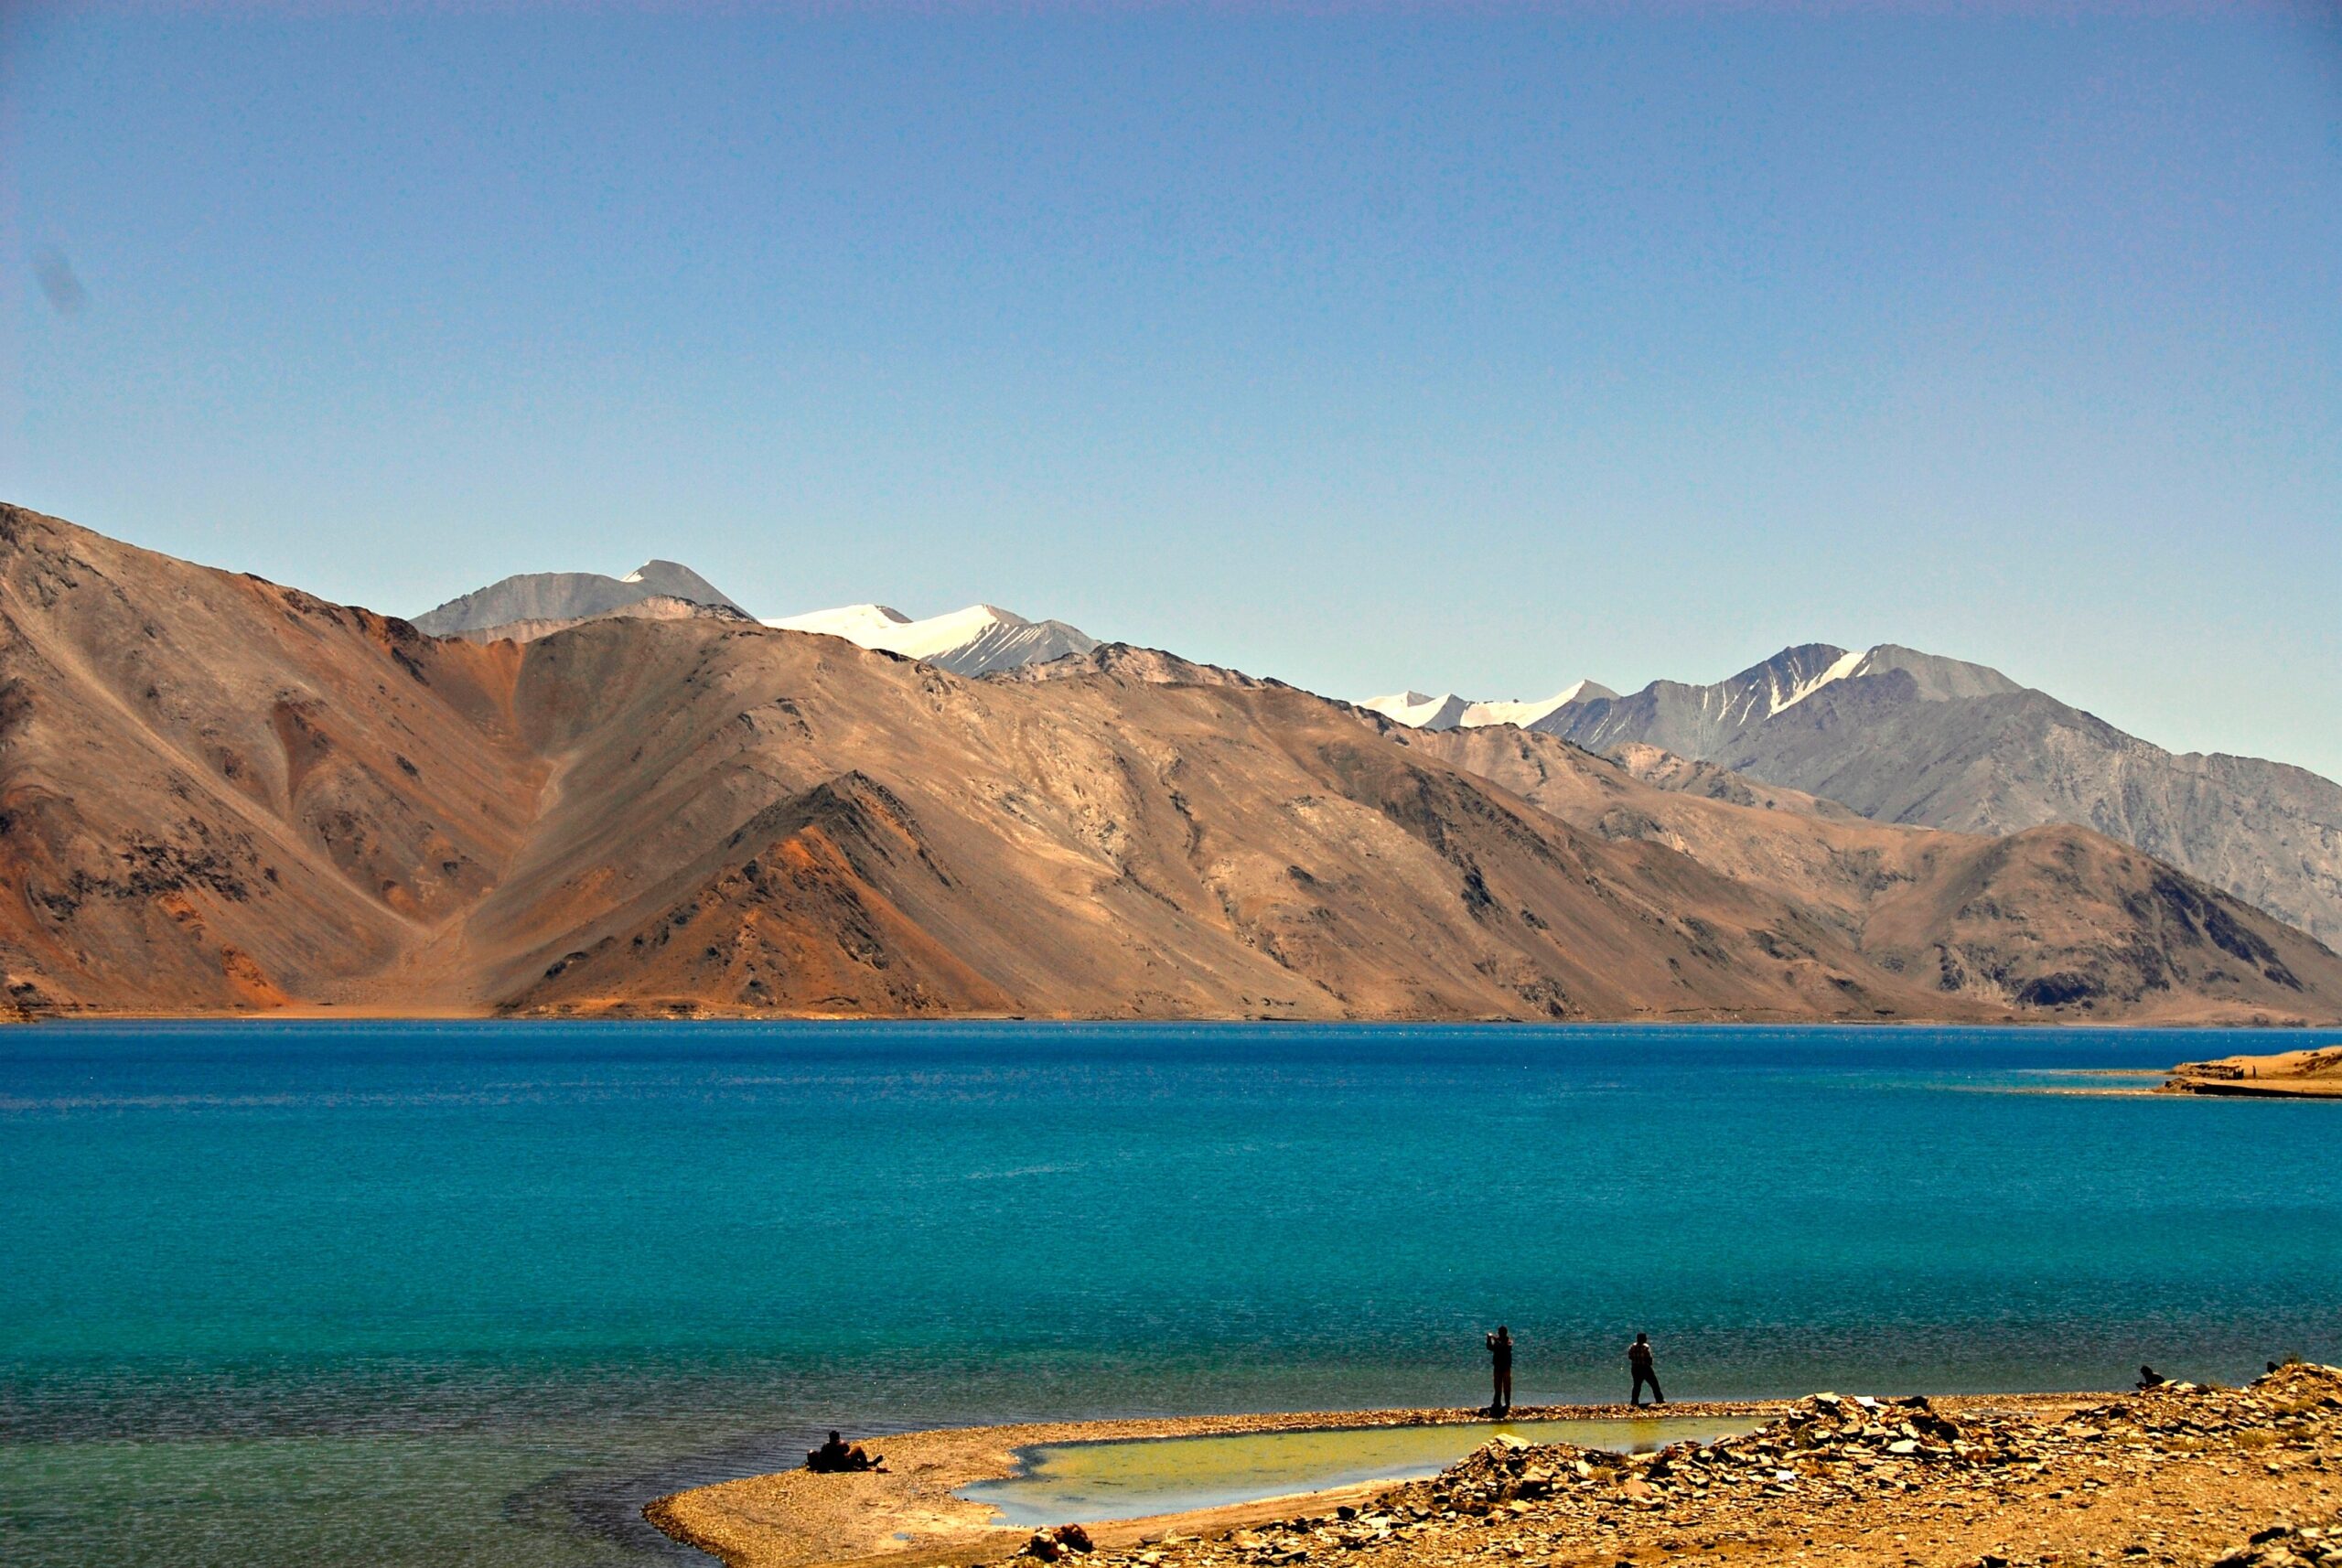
left=4, top=1021, right=2337, bottom=1567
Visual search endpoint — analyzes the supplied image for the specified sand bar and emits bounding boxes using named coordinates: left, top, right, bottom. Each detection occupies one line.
left=649, top=1369, right=2342, bottom=1568
left=2162, top=1046, right=2342, bottom=1099
left=646, top=1402, right=1798, bottom=1568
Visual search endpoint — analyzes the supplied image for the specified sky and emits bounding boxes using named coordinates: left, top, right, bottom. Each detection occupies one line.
left=5, top=4, right=2339, bottom=778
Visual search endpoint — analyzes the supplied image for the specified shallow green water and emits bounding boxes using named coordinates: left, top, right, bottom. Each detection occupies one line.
left=959, top=1416, right=1756, bottom=1525
left=5, top=1020, right=2337, bottom=1567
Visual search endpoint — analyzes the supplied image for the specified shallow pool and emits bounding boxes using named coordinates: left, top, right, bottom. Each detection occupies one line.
left=957, top=1416, right=1756, bottom=1526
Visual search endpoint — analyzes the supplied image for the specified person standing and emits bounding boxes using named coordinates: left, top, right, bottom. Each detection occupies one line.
left=1628, top=1333, right=1663, bottom=1406
left=1485, top=1326, right=1514, bottom=1415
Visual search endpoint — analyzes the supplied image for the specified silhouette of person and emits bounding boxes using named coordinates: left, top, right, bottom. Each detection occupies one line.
left=807, top=1431, right=885, bottom=1472
left=1628, top=1333, right=1664, bottom=1406
left=1485, top=1326, right=1514, bottom=1415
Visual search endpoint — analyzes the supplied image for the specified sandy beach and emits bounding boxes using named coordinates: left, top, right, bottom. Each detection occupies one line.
left=649, top=1369, right=2342, bottom=1568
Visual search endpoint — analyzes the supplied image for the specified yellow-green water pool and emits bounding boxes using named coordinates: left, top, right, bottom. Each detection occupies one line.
left=957, top=1416, right=1756, bottom=1526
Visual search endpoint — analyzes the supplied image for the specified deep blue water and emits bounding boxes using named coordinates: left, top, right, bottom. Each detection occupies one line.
left=3, top=1021, right=2338, bottom=1568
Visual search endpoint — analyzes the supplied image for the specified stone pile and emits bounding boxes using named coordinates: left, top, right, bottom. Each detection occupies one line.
left=1004, top=1364, right=2341, bottom=1568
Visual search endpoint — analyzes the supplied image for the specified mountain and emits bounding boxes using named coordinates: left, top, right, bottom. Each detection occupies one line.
left=1370, top=644, right=2342, bottom=947
left=1, top=503, right=2335, bottom=1026
left=1389, top=723, right=2337, bottom=1019
left=763, top=602, right=1099, bottom=677
left=1361, top=681, right=1614, bottom=733
left=413, top=559, right=742, bottom=636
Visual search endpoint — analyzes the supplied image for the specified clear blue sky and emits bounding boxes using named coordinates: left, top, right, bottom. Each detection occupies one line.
left=5, top=5, right=2338, bottom=777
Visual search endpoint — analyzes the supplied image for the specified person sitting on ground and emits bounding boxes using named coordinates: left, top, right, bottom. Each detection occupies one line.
left=806, top=1431, right=885, bottom=1472
left=1628, top=1333, right=1664, bottom=1407
left=2138, top=1365, right=2167, bottom=1390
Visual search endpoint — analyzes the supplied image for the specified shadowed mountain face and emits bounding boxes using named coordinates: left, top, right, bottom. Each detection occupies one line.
left=2, top=504, right=2336, bottom=1024
left=1513, top=646, right=2342, bottom=948
left=413, top=560, right=742, bottom=635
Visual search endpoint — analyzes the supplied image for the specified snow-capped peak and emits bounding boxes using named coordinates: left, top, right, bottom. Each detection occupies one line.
left=1365, top=681, right=1610, bottom=732
left=1363, top=692, right=1473, bottom=730
left=765, top=604, right=917, bottom=641
left=1460, top=680, right=1607, bottom=729
left=762, top=600, right=1096, bottom=678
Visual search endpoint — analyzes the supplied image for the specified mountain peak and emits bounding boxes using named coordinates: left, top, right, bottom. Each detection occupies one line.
left=1362, top=683, right=1619, bottom=732
left=414, top=560, right=742, bottom=635
left=612, top=560, right=743, bottom=612
left=1363, top=692, right=1471, bottom=730
left=763, top=600, right=1095, bottom=677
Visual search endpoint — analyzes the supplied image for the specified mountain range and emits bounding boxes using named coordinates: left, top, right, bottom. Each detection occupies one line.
left=383, top=554, right=2342, bottom=955
left=1369, top=643, right=2342, bottom=947
left=0, top=503, right=2334, bottom=1025
left=417, top=561, right=1101, bottom=679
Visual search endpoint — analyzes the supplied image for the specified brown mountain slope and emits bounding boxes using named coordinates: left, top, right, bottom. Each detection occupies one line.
left=2, top=503, right=2337, bottom=1025
left=0, top=507, right=547, bottom=1014
left=474, top=617, right=1926, bottom=1021
left=1391, top=724, right=2340, bottom=1024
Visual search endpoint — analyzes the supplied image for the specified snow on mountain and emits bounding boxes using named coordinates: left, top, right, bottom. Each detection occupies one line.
left=1460, top=680, right=1617, bottom=729
left=764, top=602, right=1099, bottom=678
left=1364, top=680, right=1616, bottom=733
left=767, top=603, right=916, bottom=642
left=1362, top=691, right=1475, bottom=730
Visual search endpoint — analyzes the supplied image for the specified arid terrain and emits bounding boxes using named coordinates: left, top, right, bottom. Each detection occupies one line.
left=650, top=1365, right=2342, bottom=1568
left=3, top=504, right=2339, bottom=1024
left=2162, top=1046, right=2342, bottom=1099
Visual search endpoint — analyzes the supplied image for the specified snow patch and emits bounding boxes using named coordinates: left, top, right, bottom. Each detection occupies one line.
left=1365, top=681, right=1604, bottom=732
left=1769, top=647, right=1872, bottom=716
left=763, top=601, right=1094, bottom=676
left=1363, top=691, right=1472, bottom=730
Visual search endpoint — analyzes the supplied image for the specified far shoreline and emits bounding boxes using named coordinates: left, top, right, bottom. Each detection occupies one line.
left=9, top=1008, right=2340, bottom=1030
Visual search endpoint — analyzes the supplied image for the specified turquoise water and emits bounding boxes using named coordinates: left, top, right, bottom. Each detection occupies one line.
left=959, top=1416, right=1755, bottom=1525
left=4, top=1021, right=2338, bottom=1567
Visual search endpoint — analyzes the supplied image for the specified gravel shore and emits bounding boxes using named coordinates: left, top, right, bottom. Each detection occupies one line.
left=650, top=1368, right=2340, bottom=1568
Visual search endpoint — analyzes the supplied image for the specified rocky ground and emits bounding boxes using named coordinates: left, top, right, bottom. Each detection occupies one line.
left=2163, top=1048, right=2342, bottom=1100
left=1004, top=1367, right=2341, bottom=1568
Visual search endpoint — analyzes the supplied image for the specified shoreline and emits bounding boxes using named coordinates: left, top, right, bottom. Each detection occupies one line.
left=650, top=1372, right=2341, bottom=1568
left=12, top=1008, right=2341, bottom=1029
left=2160, top=1045, right=2342, bottom=1099
left=643, top=1395, right=2067, bottom=1568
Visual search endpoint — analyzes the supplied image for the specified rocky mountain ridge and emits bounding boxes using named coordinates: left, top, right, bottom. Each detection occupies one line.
left=1, top=505, right=2335, bottom=1025
left=1370, top=643, right=2342, bottom=945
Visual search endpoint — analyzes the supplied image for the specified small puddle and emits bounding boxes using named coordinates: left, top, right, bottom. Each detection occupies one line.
left=958, top=1416, right=1756, bottom=1527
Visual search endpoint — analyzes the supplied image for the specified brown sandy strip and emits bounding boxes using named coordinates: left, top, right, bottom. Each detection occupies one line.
left=645, top=1399, right=1909, bottom=1568
left=648, top=1373, right=2342, bottom=1568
